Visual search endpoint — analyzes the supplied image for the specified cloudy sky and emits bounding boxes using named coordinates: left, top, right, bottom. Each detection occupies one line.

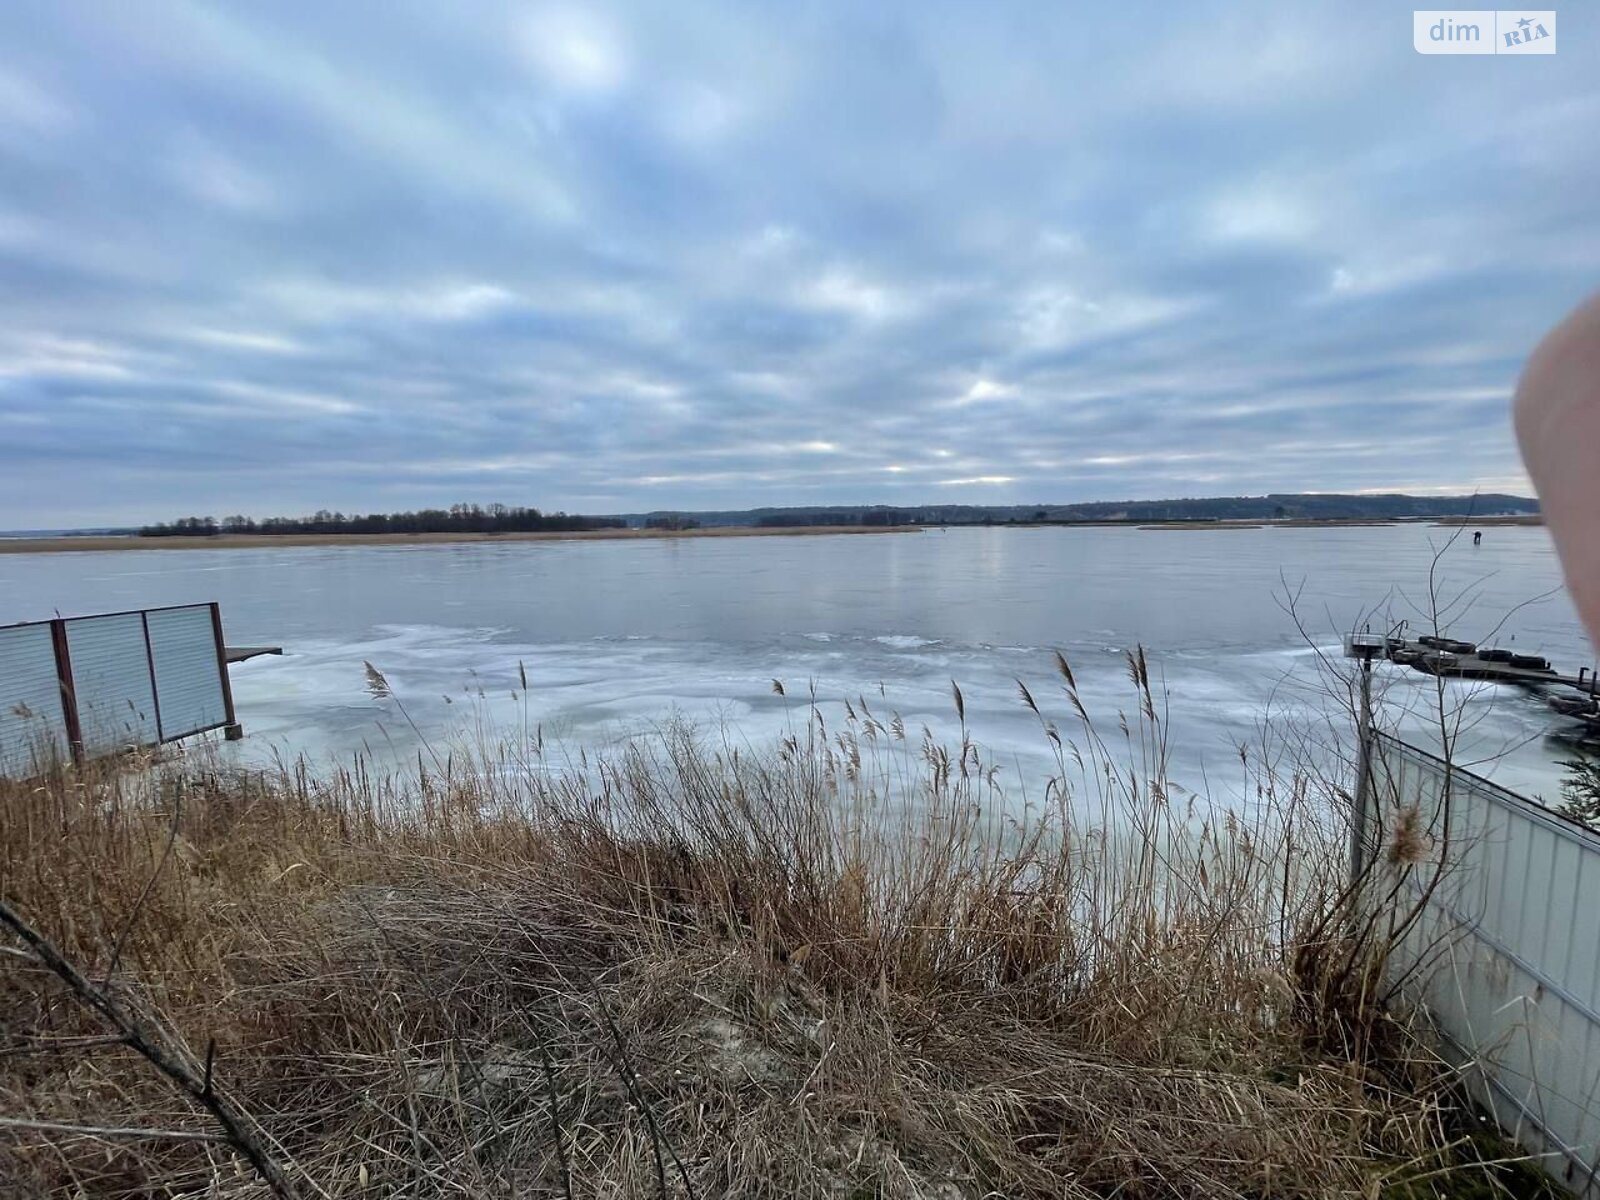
left=0, top=2, right=1594, bottom=526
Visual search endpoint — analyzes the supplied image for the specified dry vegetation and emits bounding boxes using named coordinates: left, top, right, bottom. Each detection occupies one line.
left=0, top=654, right=1550, bottom=1197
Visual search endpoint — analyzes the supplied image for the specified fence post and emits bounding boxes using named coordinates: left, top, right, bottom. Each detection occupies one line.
left=49, top=619, right=84, bottom=766
left=1350, top=656, right=1373, bottom=883
left=209, top=603, right=243, bottom=740
left=140, top=611, right=165, bottom=743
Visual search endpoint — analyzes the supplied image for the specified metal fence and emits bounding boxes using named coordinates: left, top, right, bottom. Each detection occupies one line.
left=1365, top=729, right=1600, bottom=1195
left=0, top=603, right=238, bottom=778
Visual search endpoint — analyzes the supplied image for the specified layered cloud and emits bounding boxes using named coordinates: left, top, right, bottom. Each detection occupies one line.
left=0, top=1, right=1594, bottom=525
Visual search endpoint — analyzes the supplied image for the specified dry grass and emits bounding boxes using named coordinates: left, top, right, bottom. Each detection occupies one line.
left=0, top=656, right=1525, bottom=1197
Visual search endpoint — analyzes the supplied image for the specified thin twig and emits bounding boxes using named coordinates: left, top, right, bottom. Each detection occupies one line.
left=591, top=982, right=698, bottom=1200
left=0, top=1115, right=224, bottom=1143
left=0, top=1034, right=127, bottom=1059
left=535, top=1036, right=575, bottom=1200
left=103, top=782, right=183, bottom=985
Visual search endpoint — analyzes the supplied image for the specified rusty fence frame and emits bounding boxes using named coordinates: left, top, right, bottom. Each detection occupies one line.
left=2, top=601, right=238, bottom=767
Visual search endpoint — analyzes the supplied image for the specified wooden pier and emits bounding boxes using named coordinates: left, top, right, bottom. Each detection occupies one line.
left=1347, top=631, right=1600, bottom=736
left=224, top=645, right=283, bottom=664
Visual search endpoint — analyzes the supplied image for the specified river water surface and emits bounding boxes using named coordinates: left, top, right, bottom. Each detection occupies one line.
left=0, top=524, right=1589, bottom=803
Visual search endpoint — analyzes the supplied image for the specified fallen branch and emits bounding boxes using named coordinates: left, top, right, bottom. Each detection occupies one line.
left=0, top=897, right=303, bottom=1200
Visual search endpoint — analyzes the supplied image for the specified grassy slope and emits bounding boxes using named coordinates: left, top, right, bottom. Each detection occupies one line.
left=0, top=661, right=1563, bottom=1198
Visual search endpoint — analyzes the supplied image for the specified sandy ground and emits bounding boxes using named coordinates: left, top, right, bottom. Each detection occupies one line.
left=0, top=525, right=920, bottom=554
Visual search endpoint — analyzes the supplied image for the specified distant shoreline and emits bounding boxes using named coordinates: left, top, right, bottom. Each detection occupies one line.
left=1128, top=515, right=1545, bottom=532
left=0, top=525, right=919, bottom=554
left=0, top=513, right=1543, bottom=553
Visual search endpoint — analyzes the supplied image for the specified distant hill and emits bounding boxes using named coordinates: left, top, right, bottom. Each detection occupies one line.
left=615, top=493, right=1538, bottom=529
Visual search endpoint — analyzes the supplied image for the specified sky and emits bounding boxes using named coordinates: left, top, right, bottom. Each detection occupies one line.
left=0, top=2, right=1595, bottom=526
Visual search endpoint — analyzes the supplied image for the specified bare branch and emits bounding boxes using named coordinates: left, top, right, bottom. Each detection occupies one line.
left=0, top=897, right=304, bottom=1200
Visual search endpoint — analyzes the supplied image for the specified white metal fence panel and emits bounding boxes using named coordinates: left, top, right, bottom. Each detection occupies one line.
left=146, top=605, right=227, bottom=740
left=1368, top=732, right=1600, bottom=1195
left=1, top=604, right=237, bottom=777
left=0, top=622, right=68, bottom=776
left=65, top=613, right=159, bottom=757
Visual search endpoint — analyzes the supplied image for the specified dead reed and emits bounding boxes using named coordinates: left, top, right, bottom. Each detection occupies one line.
left=0, top=652, right=1535, bottom=1197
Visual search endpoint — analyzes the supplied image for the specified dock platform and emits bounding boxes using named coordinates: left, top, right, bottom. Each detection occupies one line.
left=225, top=645, right=283, bottom=664
left=1347, top=631, right=1600, bottom=734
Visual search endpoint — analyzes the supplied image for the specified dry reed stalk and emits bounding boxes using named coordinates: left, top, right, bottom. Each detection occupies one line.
left=0, top=656, right=1538, bottom=1197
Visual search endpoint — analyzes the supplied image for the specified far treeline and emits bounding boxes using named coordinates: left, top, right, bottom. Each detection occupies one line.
left=138, top=505, right=625, bottom=538
left=134, top=491, right=1540, bottom=539
left=627, top=492, right=1540, bottom=529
